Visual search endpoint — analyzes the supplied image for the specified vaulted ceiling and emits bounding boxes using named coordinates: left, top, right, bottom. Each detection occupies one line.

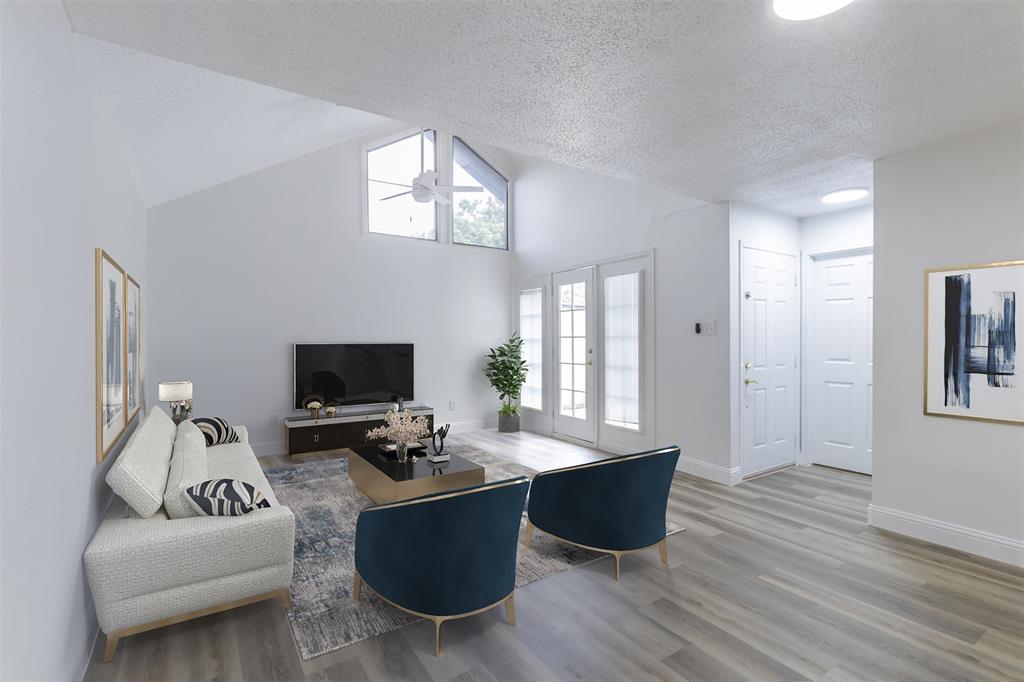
left=66, top=0, right=1022, bottom=215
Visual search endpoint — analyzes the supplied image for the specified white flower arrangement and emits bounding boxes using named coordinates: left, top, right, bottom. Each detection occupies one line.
left=366, top=409, right=430, bottom=444
left=306, top=400, right=323, bottom=410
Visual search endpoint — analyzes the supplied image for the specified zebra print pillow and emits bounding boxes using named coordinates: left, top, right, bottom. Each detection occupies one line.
left=186, top=479, right=271, bottom=516
left=191, top=417, right=240, bottom=447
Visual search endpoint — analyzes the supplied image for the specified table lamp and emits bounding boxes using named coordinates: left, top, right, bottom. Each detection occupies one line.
left=158, top=380, right=193, bottom=424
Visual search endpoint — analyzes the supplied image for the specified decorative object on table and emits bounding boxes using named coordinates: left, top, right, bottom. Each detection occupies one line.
left=925, top=260, right=1023, bottom=425
left=305, top=400, right=323, bottom=419
left=366, top=408, right=430, bottom=464
left=484, top=332, right=528, bottom=433
left=191, top=416, right=241, bottom=446
left=96, top=249, right=127, bottom=462
left=325, top=406, right=337, bottom=418
left=125, top=275, right=141, bottom=422
left=428, top=424, right=451, bottom=463
left=185, top=479, right=272, bottom=516
left=158, top=380, right=193, bottom=424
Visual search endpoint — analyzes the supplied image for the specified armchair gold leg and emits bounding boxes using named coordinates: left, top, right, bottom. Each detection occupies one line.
left=505, top=594, right=516, bottom=625
left=659, top=537, right=669, bottom=565
left=433, top=618, right=443, bottom=656
left=103, top=634, right=120, bottom=663
left=613, top=553, right=622, bottom=581
left=524, top=521, right=534, bottom=547
left=353, top=572, right=362, bottom=601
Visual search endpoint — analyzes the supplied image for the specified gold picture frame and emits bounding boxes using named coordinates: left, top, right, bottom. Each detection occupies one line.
left=924, top=259, right=1023, bottom=425
left=126, top=275, right=142, bottom=422
left=96, top=249, right=127, bottom=462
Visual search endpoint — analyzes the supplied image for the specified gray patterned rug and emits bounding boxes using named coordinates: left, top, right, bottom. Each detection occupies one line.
left=265, top=444, right=681, bottom=660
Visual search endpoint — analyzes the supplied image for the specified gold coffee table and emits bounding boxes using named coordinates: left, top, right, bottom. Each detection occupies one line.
left=347, top=445, right=485, bottom=504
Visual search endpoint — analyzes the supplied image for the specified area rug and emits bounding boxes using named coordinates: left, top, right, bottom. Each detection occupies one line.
left=264, top=444, right=682, bottom=660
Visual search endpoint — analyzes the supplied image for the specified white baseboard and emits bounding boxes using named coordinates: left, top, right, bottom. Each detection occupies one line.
left=868, top=504, right=1024, bottom=567
left=676, top=455, right=743, bottom=486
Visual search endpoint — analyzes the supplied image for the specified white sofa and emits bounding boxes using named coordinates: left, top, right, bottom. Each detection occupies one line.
left=84, top=407, right=294, bottom=662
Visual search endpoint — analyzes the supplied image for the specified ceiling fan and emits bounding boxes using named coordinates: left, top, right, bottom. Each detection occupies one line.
left=370, top=131, right=483, bottom=205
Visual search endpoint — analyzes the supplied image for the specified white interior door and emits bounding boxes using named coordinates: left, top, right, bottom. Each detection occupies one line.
left=553, top=267, right=596, bottom=442
left=807, top=251, right=873, bottom=474
left=741, top=247, right=799, bottom=476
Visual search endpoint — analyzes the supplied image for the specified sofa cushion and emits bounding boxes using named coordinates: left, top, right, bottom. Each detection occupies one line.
left=207, top=446, right=280, bottom=506
left=163, top=421, right=209, bottom=519
left=186, top=479, right=271, bottom=516
left=192, top=417, right=240, bottom=446
left=105, top=407, right=177, bottom=518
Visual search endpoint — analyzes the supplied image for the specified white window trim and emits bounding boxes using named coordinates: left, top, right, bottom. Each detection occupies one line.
left=361, top=127, right=441, bottom=244
left=598, top=263, right=646, bottom=435
left=449, top=136, right=513, bottom=252
left=518, top=284, right=547, bottom=413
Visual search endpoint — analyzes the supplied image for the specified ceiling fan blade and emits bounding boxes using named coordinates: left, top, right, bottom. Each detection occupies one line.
left=433, top=185, right=483, bottom=193
left=431, top=192, right=451, bottom=205
left=380, top=190, right=412, bottom=201
left=370, top=179, right=414, bottom=189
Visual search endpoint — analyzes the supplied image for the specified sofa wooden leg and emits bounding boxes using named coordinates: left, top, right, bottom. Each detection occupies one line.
left=103, top=633, right=120, bottom=663
left=279, top=588, right=292, bottom=610
left=505, top=593, right=516, bottom=625
left=353, top=572, right=362, bottom=601
left=524, top=521, right=534, bottom=547
left=659, top=537, right=669, bottom=565
left=433, top=618, right=443, bottom=656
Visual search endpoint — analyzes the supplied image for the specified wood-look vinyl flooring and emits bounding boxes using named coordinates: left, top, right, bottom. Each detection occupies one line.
left=85, top=430, right=1024, bottom=681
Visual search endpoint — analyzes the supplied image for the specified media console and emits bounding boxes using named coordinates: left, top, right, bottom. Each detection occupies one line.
left=283, top=403, right=434, bottom=455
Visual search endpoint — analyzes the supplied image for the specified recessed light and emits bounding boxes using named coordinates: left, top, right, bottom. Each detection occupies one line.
left=771, top=0, right=856, bottom=21
left=821, top=188, right=869, bottom=204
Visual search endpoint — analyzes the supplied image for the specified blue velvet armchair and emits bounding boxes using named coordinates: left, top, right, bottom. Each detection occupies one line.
left=526, top=446, right=681, bottom=580
left=353, top=477, right=529, bottom=655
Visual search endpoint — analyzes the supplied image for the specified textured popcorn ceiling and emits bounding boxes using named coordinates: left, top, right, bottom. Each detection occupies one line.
left=65, top=0, right=1022, bottom=216
left=75, top=36, right=389, bottom=206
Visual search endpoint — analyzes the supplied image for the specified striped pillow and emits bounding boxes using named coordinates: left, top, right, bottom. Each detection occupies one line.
left=186, top=479, right=271, bottom=516
left=191, top=417, right=240, bottom=447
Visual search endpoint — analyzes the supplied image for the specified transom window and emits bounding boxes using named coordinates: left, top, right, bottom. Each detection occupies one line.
left=452, top=136, right=508, bottom=249
left=366, top=130, right=436, bottom=240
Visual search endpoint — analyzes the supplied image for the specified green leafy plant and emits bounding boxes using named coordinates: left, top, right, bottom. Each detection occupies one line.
left=484, top=332, right=528, bottom=416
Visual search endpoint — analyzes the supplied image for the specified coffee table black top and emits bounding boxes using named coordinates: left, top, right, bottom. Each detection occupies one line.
left=349, top=444, right=483, bottom=483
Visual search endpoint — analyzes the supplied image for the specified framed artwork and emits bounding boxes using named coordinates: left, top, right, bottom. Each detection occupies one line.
left=126, top=275, right=141, bottom=422
left=96, top=249, right=127, bottom=462
left=925, top=260, right=1023, bottom=425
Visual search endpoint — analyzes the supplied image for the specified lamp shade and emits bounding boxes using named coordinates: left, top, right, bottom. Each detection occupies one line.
left=158, top=381, right=193, bottom=402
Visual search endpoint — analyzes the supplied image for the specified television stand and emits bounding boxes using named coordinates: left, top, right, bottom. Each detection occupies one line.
left=283, top=403, right=434, bottom=455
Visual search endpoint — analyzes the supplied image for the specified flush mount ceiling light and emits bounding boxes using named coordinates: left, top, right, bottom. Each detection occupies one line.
left=771, top=0, right=856, bottom=21
left=821, top=188, right=869, bottom=204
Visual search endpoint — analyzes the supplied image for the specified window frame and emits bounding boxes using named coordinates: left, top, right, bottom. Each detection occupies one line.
left=518, top=286, right=546, bottom=412
left=361, top=127, right=440, bottom=243
left=449, top=136, right=512, bottom=252
left=601, top=269, right=644, bottom=433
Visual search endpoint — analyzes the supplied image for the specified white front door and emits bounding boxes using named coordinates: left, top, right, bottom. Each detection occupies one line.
left=553, top=267, right=596, bottom=442
left=741, top=247, right=799, bottom=476
left=807, top=251, right=873, bottom=474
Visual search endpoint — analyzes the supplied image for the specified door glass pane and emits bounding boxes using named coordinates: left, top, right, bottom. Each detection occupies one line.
left=560, top=338, right=572, bottom=363
left=519, top=288, right=543, bottom=410
left=573, top=338, right=586, bottom=364
left=604, top=272, right=641, bottom=430
left=558, top=276, right=589, bottom=420
left=560, top=310, right=573, bottom=335
left=560, top=389, right=573, bottom=415
left=560, top=284, right=573, bottom=309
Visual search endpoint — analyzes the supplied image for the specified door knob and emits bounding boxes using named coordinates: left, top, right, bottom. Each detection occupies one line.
left=744, top=362, right=752, bottom=369
left=744, top=377, right=758, bottom=386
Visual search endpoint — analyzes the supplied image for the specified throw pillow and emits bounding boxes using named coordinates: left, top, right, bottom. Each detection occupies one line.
left=185, top=479, right=271, bottom=516
left=191, top=417, right=240, bottom=447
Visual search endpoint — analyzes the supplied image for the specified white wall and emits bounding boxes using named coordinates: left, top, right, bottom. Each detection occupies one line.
left=800, top=204, right=873, bottom=254
left=511, top=155, right=736, bottom=480
left=0, top=3, right=149, bottom=679
left=146, top=130, right=515, bottom=454
left=871, top=125, right=1024, bottom=565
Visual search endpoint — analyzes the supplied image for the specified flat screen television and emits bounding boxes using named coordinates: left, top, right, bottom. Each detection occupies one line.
left=294, top=343, right=413, bottom=409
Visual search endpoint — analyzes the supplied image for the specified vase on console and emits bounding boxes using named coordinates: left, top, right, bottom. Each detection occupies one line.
left=395, top=442, right=409, bottom=464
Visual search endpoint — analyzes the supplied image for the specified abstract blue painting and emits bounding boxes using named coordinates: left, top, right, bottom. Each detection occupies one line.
left=927, top=260, right=1024, bottom=424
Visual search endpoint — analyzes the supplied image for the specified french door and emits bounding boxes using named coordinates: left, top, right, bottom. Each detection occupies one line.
left=552, top=267, right=597, bottom=442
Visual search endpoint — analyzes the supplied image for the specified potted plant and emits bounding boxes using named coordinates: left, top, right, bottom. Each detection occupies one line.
left=484, top=332, right=528, bottom=433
